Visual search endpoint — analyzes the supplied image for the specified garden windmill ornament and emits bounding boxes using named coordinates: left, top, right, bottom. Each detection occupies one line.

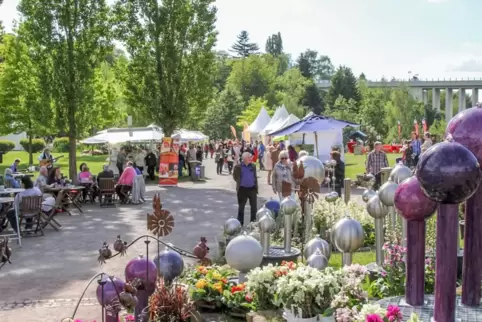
left=147, top=193, right=175, bottom=237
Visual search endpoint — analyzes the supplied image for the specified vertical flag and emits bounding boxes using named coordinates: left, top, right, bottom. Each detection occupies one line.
left=414, top=119, right=419, bottom=136
left=230, top=125, right=237, bottom=139
left=422, top=119, right=427, bottom=133
left=243, top=122, right=251, bottom=143
left=397, top=120, right=401, bottom=140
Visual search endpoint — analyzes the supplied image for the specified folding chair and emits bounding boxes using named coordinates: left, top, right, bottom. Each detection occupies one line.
left=18, top=196, right=44, bottom=237
left=99, top=178, right=116, bottom=207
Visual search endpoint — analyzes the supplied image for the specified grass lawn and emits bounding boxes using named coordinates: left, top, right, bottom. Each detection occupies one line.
left=329, top=251, right=375, bottom=269
left=344, top=153, right=402, bottom=180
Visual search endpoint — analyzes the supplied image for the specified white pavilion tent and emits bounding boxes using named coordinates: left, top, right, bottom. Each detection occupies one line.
left=247, top=107, right=271, bottom=135
left=80, top=126, right=164, bottom=144
left=269, top=114, right=300, bottom=135
left=259, top=105, right=289, bottom=136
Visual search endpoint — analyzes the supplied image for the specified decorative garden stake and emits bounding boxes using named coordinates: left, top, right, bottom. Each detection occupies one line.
left=343, top=178, right=351, bottom=204
left=394, top=176, right=437, bottom=306
left=378, top=180, right=399, bottom=229
left=366, top=193, right=388, bottom=266
left=332, top=215, right=364, bottom=266
left=298, top=176, right=320, bottom=245
left=416, top=140, right=481, bottom=322
left=256, top=204, right=272, bottom=222
left=225, top=232, right=263, bottom=282
left=361, top=174, right=376, bottom=203
left=96, top=275, right=125, bottom=322
left=280, top=196, right=298, bottom=254
left=390, top=164, right=412, bottom=184
left=446, top=104, right=482, bottom=306
left=304, top=235, right=331, bottom=260
left=307, top=248, right=328, bottom=270
left=259, top=213, right=276, bottom=256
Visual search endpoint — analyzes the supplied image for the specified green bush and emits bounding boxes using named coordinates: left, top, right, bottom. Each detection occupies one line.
left=20, top=138, right=46, bottom=153
left=53, top=137, right=70, bottom=152
left=0, top=140, right=15, bottom=153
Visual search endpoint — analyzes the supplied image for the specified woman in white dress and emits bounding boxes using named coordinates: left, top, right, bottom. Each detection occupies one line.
left=264, top=145, right=274, bottom=185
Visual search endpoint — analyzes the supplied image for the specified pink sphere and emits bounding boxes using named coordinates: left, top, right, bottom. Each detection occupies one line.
left=394, top=177, right=437, bottom=221
left=96, top=276, right=125, bottom=307
left=125, top=255, right=158, bottom=292
left=446, top=106, right=482, bottom=163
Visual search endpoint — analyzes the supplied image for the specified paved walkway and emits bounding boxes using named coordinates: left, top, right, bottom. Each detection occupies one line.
left=0, top=160, right=364, bottom=321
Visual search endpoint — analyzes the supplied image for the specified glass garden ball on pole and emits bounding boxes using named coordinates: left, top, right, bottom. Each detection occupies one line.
left=153, top=248, right=184, bottom=283
left=332, top=215, right=364, bottom=266
left=416, top=141, right=482, bottom=322
left=362, top=174, right=377, bottom=203
left=446, top=104, right=482, bottom=306
left=96, top=275, right=125, bottom=322
left=225, top=232, right=263, bottom=283
left=366, top=194, right=388, bottom=266
left=256, top=205, right=272, bottom=222
left=394, top=176, right=437, bottom=306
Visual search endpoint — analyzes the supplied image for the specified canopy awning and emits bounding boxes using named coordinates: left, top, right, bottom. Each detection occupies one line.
left=247, top=107, right=271, bottom=134
left=259, top=106, right=289, bottom=135
left=269, top=114, right=359, bottom=137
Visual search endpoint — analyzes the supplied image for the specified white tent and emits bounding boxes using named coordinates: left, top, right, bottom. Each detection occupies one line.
left=259, top=105, right=289, bottom=135
left=247, top=107, right=271, bottom=134
left=81, top=126, right=164, bottom=144
left=173, top=129, right=207, bottom=142
left=268, top=114, right=300, bottom=135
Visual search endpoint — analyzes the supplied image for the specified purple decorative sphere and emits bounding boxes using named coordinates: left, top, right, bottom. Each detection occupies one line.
left=265, top=199, right=280, bottom=217
left=125, top=255, right=158, bottom=291
left=394, top=177, right=437, bottom=221
left=416, top=141, right=482, bottom=204
left=96, top=276, right=125, bottom=307
left=154, top=249, right=184, bottom=282
left=446, top=106, right=482, bottom=163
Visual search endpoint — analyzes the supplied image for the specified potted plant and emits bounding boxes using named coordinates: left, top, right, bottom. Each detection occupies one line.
left=147, top=280, right=195, bottom=322
left=222, top=283, right=256, bottom=318
left=276, top=266, right=340, bottom=321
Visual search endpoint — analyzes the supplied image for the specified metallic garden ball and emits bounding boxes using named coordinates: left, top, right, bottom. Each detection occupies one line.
left=378, top=181, right=398, bottom=206
left=394, top=176, right=437, bottom=221
left=390, top=165, right=412, bottom=184
left=224, top=217, right=242, bottom=236
left=298, top=150, right=309, bottom=158
left=225, top=234, right=263, bottom=272
left=297, top=155, right=325, bottom=183
left=307, top=249, right=328, bottom=270
left=325, top=191, right=339, bottom=202
left=124, top=255, right=158, bottom=292
left=362, top=189, right=377, bottom=203
left=96, top=276, right=125, bottom=307
left=366, top=194, right=389, bottom=219
left=258, top=214, right=276, bottom=233
left=304, top=235, right=331, bottom=260
left=256, top=205, right=273, bottom=222
left=332, top=217, right=365, bottom=253
left=280, top=196, right=298, bottom=215
left=153, top=249, right=184, bottom=282
left=416, top=141, right=481, bottom=204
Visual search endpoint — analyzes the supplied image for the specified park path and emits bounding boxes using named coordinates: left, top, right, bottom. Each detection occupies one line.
left=0, top=159, right=364, bottom=321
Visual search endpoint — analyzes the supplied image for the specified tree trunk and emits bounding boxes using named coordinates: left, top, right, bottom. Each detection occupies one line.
left=68, top=106, right=77, bottom=183
left=28, top=134, right=33, bottom=166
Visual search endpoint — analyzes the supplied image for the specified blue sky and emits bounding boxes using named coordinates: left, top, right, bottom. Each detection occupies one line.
left=2, top=0, right=482, bottom=80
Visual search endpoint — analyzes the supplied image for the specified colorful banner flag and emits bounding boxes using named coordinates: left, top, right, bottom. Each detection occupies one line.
left=414, top=119, right=419, bottom=136
left=243, top=122, right=250, bottom=143
left=230, top=125, right=237, bottom=139
left=422, top=118, right=427, bottom=133
left=158, top=137, right=179, bottom=186
left=397, top=120, right=401, bottom=140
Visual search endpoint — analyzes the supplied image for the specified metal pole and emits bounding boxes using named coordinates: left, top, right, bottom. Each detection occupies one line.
left=304, top=200, right=313, bottom=242
left=260, top=230, right=270, bottom=256
left=375, top=218, right=384, bottom=266
left=344, top=178, right=351, bottom=204
left=284, top=212, right=292, bottom=254
left=342, top=252, right=352, bottom=266
left=388, top=206, right=396, bottom=228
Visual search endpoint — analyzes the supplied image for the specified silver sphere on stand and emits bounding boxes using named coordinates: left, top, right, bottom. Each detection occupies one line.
left=256, top=205, right=273, bottom=222
left=280, top=196, right=299, bottom=254
left=332, top=216, right=364, bottom=266
left=225, top=232, right=263, bottom=283
left=378, top=180, right=399, bottom=231
left=390, top=164, right=412, bottom=184
left=259, top=213, right=276, bottom=256
left=224, top=217, right=241, bottom=236
left=304, top=235, right=331, bottom=260
left=366, top=194, right=389, bottom=266
left=296, top=155, right=325, bottom=183
left=362, top=189, right=377, bottom=203
left=307, top=249, right=328, bottom=270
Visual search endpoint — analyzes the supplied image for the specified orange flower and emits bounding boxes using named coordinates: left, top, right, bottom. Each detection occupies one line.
left=213, top=282, right=223, bottom=293
left=197, top=266, right=208, bottom=275
left=230, top=283, right=246, bottom=294
left=222, top=278, right=228, bottom=284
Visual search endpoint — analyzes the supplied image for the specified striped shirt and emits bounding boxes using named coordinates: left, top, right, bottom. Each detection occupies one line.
left=366, top=151, right=389, bottom=175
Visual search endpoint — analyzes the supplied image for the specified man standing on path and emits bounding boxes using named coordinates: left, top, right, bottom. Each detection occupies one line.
left=233, top=152, right=258, bottom=226
left=366, top=141, right=389, bottom=190
left=258, top=141, right=265, bottom=170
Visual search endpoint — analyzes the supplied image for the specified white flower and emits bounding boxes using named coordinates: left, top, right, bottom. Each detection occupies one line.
left=354, top=303, right=387, bottom=321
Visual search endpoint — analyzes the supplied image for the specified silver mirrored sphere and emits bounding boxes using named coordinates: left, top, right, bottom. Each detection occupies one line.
left=256, top=205, right=272, bottom=222
left=280, top=196, right=298, bottom=215
left=365, top=173, right=376, bottom=188
left=298, top=150, right=309, bottom=158
left=324, top=159, right=337, bottom=169
left=304, top=235, right=331, bottom=259
left=390, top=165, right=412, bottom=184
left=378, top=181, right=398, bottom=206
left=307, top=249, right=329, bottom=270
left=225, top=235, right=263, bottom=272
left=259, top=214, right=276, bottom=233
left=332, top=217, right=365, bottom=253
left=297, top=155, right=325, bottom=183
left=325, top=177, right=331, bottom=184
left=362, top=189, right=377, bottom=203
left=224, top=217, right=242, bottom=236
left=366, top=194, right=389, bottom=219
left=325, top=191, right=339, bottom=203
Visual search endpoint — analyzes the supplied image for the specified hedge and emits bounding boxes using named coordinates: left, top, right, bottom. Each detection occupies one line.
left=53, top=137, right=70, bottom=153
left=19, top=139, right=46, bottom=153
left=0, top=140, right=15, bottom=153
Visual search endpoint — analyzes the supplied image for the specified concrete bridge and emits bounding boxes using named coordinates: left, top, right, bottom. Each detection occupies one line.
left=318, top=79, right=482, bottom=121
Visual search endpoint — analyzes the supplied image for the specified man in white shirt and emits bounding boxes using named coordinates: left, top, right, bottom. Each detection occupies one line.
left=6, top=176, right=42, bottom=233
left=134, top=148, right=146, bottom=174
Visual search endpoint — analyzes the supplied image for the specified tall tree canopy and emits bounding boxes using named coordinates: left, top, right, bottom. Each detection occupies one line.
left=296, top=49, right=334, bottom=81
left=265, top=32, right=283, bottom=57
left=18, top=0, right=112, bottom=180
left=113, top=0, right=217, bottom=136
left=325, top=65, right=362, bottom=111
left=231, top=30, right=259, bottom=58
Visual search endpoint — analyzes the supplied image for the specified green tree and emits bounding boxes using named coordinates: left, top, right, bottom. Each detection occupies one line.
left=202, top=88, right=244, bottom=139
left=325, top=66, right=361, bottom=111
left=358, top=84, right=390, bottom=139
left=213, top=50, right=233, bottom=92
left=265, top=32, right=283, bottom=57
left=325, top=96, right=359, bottom=123
left=236, top=97, right=273, bottom=127
left=19, top=0, right=112, bottom=180
left=296, top=49, right=334, bottom=81
left=273, top=67, right=311, bottom=117
left=114, top=0, right=217, bottom=136
left=231, top=30, right=259, bottom=58
left=385, top=87, right=425, bottom=140
left=0, top=33, right=52, bottom=164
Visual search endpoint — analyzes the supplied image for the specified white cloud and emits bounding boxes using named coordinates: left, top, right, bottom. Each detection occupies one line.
left=447, top=60, right=482, bottom=72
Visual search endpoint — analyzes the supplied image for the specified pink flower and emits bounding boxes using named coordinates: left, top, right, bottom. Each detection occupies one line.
left=381, top=271, right=387, bottom=277
left=123, top=315, right=135, bottom=322
left=386, top=305, right=402, bottom=322
left=366, top=314, right=384, bottom=322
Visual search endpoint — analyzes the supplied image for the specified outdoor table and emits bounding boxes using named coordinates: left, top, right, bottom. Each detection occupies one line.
left=12, top=173, right=34, bottom=178
left=0, top=196, right=22, bottom=245
left=0, top=188, right=25, bottom=195
left=43, top=186, right=85, bottom=215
